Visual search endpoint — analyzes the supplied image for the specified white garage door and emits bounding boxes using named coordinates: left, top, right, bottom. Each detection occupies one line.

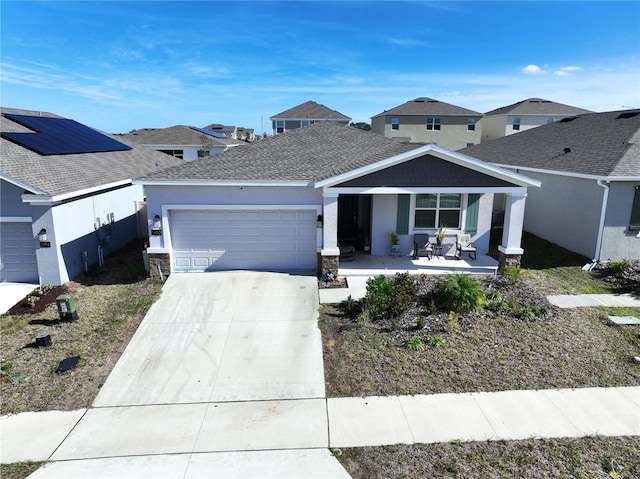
left=170, top=210, right=317, bottom=272
left=0, top=222, right=39, bottom=283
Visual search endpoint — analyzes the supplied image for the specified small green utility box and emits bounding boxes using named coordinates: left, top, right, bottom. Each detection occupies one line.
left=56, top=294, right=78, bottom=321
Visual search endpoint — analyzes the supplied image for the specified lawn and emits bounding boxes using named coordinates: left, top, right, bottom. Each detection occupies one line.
left=322, top=231, right=640, bottom=478
left=0, top=240, right=162, bottom=415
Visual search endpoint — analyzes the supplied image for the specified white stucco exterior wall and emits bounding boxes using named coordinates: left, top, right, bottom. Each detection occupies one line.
left=601, top=182, right=640, bottom=260
left=33, top=184, right=144, bottom=284
left=145, top=185, right=324, bottom=252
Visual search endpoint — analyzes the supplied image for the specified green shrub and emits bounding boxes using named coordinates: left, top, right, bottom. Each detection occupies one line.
left=405, top=336, right=424, bottom=351
left=363, top=273, right=418, bottom=322
left=426, top=335, right=445, bottom=348
left=517, top=307, right=537, bottom=321
left=343, top=295, right=361, bottom=320
left=363, top=275, right=397, bottom=321
left=610, top=258, right=632, bottom=273
left=501, top=265, right=523, bottom=283
left=435, top=273, right=486, bottom=313
left=416, top=316, right=426, bottom=329
left=485, top=291, right=508, bottom=312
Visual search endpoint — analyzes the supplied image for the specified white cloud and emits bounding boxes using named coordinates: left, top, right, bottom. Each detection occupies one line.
left=554, top=65, right=583, bottom=76
left=522, top=64, right=547, bottom=75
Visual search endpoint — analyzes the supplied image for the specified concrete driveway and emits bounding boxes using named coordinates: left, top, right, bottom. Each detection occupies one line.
left=94, top=271, right=325, bottom=406
left=27, top=272, right=349, bottom=478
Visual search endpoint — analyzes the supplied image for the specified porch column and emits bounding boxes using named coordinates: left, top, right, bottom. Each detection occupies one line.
left=498, top=190, right=527, bottom=268
left=320, top=190, right=340, bottom=276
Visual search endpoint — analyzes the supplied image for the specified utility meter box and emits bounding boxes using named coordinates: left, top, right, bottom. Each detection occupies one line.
left=56, top=294, right=78, bottom=321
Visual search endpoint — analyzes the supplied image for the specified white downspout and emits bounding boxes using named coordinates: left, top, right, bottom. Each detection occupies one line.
left=590, top=179, right=610, bottom=266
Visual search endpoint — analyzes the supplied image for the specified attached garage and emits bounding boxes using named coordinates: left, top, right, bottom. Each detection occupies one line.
left=170, top=209, right=317, bottom=272
left=0, top=222, right=38, bottom=283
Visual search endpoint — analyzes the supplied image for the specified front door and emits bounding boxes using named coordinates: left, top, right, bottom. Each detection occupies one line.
left=338, top=195, right=372, bottom=248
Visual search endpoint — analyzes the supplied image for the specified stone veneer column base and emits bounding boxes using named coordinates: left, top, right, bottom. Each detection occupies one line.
left=318, top=254, right=339, bottom=277
left=498, top=251, right=522, bottom=269
left=148, top=253, right=171, bottom=281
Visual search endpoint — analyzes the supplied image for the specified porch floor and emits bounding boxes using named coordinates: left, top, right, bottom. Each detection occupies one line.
left=319, top=252, right=499, bottom=304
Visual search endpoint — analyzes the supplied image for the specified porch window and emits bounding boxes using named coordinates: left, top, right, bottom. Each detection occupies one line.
left=414, top=194, right=461, bottom=229
left=426, top=117, right=441, bottom=131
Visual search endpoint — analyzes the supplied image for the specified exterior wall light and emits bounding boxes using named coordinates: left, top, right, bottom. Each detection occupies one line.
left=151, top=215, right=163, bottom=236
left=38, top=228, right=51, bottom=248
left=317, top=215, right=323, bottom=228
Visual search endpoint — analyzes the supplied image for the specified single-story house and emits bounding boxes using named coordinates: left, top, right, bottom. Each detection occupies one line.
left=117, top=125, right=243, bottom=161
left=462, top=109, right=640, bottom=262
left=137, top=122, right=539, bottom=279
left=1, top=108, right=183, bottom=285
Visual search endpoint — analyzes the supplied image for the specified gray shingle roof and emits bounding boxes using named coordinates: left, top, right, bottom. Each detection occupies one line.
left=118, top=125, right=239, bottom=147
left=484, top=98, right=593, bottom=116
left=270, top=101, right=351, bottom=121
left=371, top=97, right=483, bottom=118
left=1, top=108, right=184, bottom=197
left=460, top=110, right=640, bottom=178
left=139, top=121, right=421, bottom=183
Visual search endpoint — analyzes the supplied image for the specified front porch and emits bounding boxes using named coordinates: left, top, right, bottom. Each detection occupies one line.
left=319, top=251, right=498, bottom=304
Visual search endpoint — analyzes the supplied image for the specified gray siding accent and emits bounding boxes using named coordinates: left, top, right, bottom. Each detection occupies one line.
left=336, top=155, right=518, bottom=188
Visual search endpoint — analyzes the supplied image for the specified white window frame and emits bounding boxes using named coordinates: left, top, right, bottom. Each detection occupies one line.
left=512, top=117, right=521, bottom=130
left=276, top=120, right=285, bottom=134
left=391, top=117, right=399, bottom=130
left=426, top=117, right=441, bottom=131
left=467, top=118, right=476, bottom=131
left=301, top=120, right=311, bottom=127
left=412, top=193, right=464, bottom=231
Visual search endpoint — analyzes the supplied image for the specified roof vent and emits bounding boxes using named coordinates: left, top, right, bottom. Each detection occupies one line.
left=428, top=100, right=438, bottom=103
left=559, top=116, right=578, bottom=123
left=617, top=111, right=640, bottom=119
left=563, top=147, right=571, bottom=154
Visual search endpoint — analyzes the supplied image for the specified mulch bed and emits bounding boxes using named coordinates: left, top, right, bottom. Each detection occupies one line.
left=7, top=286, right=68, bottom=316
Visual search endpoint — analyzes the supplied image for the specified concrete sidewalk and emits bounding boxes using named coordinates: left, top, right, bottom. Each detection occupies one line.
left=548, top=293, right=640, bottom=308
left=2, top=386, right=638, bottom=473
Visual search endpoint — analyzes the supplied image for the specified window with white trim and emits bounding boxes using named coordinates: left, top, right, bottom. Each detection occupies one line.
left=467, top=118, right=476, bottom=131
left=391, top=117, right=399, bottom=130
left=159, top=149, right=184, bottom=159
left=414, top=194, right=461, bottom=229
left=512, top=117, right=521, bottom=130
left=276, top=120, right=285, bottom=133
left=426, top=117, right=441, bottom=131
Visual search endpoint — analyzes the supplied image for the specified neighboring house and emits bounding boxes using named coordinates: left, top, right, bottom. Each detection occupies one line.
left=462, top=110, right=640, bottom=261
left=137, top=122, right=539, bottom=280
left=0, top=108, right=183, bottom=285
left=481, top=98, right=593, bottom=142
left=203, top=123, right=255, bottom=142
left=270, top=101, right=351, bottom=135
left=370, top=97, right=483, bottom=150
left=118, top=125, right=242, bottom=161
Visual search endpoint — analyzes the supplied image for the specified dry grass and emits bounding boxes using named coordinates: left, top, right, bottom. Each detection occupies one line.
left=0, top=240, right=161, bottom=415
left=338, top=436, right=640, bottom=479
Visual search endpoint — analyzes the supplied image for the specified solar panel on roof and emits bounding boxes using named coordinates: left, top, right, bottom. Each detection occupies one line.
left=1, top=113, right=132, bottom=155
left=189, top=126, right=227, bottom=139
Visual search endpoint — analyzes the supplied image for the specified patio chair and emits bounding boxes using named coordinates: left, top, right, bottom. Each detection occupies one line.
left=455, top=233, right=477, bottom=260
left=413, top=234, right=433, bottom=260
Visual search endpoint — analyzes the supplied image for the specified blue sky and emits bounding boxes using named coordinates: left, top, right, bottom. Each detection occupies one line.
left=2, top=1, right=639, bottom=135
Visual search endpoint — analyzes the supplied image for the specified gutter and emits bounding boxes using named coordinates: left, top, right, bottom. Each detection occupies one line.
left=584, top=179, right=610, bottom=270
